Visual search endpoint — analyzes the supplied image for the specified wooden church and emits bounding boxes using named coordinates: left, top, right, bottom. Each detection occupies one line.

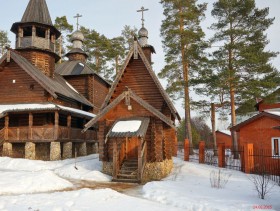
left=83, top=9, right=180, bottom=183
left=0, top=0, right=109, bottom=160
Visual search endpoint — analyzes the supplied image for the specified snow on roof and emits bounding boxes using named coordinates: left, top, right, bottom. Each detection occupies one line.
left=264, top=108, right=280, bottom=117
left=0, top=104, right=95, bottom=118
left=112, top=120, right=142, bottom=133
left=65, top=81, right=79, bottom=93
left=218, top=130, right=231, bottom=136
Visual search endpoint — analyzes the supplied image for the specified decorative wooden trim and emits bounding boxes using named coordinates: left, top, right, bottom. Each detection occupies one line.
left=54, top=111, right=59, bottom=140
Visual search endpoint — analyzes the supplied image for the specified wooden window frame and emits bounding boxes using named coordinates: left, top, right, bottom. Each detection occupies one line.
left=271, top=137, right=280, bottom=157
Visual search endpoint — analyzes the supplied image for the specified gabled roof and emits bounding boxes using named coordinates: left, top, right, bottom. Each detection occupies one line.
left=0, top=51, right=93, bottom=107
left=216, top=130, right=231, bottom=136
left=83, top=90, right=176, bottom=132
left=105, top=117, right=150, bottom=142
left=101, top=41, right=180, bottom=121
left=55, top=61, right=110, bottom=86
left=230, top=109, right=280, bottom=132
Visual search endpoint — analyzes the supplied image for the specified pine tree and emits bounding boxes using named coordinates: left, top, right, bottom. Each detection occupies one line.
left=210, top=0, right=278, bottom=155
left=159, top=0, right=207, bottom=150
left=0, top=30, right=10, bottom=57
left=54, top=16, right=73, bottom=62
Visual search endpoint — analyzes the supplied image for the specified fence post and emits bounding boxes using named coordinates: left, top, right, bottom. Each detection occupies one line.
left=244, top=143, right=254, bottom=174
left=199, top=141, right=205, bottom=164
left=218, top=143, right=225, bottom=168
left=184, top=139, right=189, bottom=161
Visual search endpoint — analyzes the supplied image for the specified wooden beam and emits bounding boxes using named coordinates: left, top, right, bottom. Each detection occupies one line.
left=28, top=112, right=33, bottom=141
left=54, top=111, right=59, bottom=140
left=4, top=116, right=9, bottom=141
left=113, top=139, right=118, bottom=179
left=67, top=114, right=71, bottom=140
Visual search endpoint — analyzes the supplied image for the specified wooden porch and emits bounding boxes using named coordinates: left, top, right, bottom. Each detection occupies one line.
left=112, top=137, right=147, bottom=183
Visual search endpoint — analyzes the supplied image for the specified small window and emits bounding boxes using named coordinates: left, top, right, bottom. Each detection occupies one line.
left=272, top=138, right=280, bottom=156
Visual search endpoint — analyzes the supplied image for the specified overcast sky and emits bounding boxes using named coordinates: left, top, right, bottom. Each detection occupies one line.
left=1, top=0, right=280, bottom=128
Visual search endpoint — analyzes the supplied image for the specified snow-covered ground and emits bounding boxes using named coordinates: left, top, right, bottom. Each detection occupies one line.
left=0, top=155, right=279, bottom=210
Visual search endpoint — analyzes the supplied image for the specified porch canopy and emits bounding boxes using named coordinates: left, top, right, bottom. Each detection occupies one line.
left=105, top=117, right=150, bottom=143
left=0, top=103, right=96, bottom=119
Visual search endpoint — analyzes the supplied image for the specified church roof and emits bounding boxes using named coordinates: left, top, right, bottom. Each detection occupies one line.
left=11, top=0, right=60, bottom=37
left=83, top=89, right=176, bottom=132
left=21, top=0, right=53, bottom=26
left=101, top=41, right=180, bottom=121
left=0, top=51, right=93, bottom=107
left=55, top=60, right=111, bottom=86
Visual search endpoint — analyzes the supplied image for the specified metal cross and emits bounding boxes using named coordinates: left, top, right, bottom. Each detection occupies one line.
left=74, top=13, right=83, bottom=30
left=137, top=6, right=149, bottom=27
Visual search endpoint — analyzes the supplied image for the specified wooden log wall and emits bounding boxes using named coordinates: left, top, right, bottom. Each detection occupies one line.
left=154, top=118, right=163, bottom=162
left=64, top=75, right=88, bottom=99
left=112, top=58, right=166, bottom=112
left=93, top=76, right=109, bottom=111
left=0, top=61, right=46, bottom=104
left=18, top=50, right=55, bottom=78
left=163, top=125, right=173, bottom=160
left=97, top=120, right=106, bottom=161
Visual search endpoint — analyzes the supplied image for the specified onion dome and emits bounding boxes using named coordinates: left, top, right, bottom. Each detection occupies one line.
left=138, top=27, right=148, bottom=46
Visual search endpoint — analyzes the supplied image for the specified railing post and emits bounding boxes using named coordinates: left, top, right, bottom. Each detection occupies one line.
left=218, top=143, right=225, bottom=168
left=184, top=139, right=189, bottom=161
left=28, top=112, right=33, bottom=141
left=199, top=141, right=205, bottom=164
left=244, top=143, right=254, bottom=174
left=138, top=138, right=142, bottom=181
left=113, top=139, right=118, bottom=179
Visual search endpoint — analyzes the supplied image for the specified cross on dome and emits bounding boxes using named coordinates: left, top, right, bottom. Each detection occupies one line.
left=74, top=13, right=82, bottom=30
left=137, top=6, right=149, bottom=27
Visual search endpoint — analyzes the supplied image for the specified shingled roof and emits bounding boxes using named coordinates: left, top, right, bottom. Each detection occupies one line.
left=21, top=0, right=53, bottom=25
left=83, top=89, right=176, bottom=132
left=55, top=61, right=110, bottom=86
left=11, top=0, right=60, bottom=37
left=101, top=41, right=181, bottom=121
left=0, top=51, right=93, bottom=107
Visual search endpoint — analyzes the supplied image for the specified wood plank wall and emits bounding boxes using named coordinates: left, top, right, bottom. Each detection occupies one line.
left=112, top=58, right=165, bottom=111
left=0, top=61, right=46, bottom=103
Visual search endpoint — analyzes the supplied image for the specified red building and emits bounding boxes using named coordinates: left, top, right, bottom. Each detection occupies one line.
left=231, top=110, right=280, bottom=174
left=216, top=130, right=232, bottom=149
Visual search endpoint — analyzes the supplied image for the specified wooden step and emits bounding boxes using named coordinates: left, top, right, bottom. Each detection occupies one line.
left=112, top=178, right=139, bottom=183
left=117, top=173, right=137, bottom=179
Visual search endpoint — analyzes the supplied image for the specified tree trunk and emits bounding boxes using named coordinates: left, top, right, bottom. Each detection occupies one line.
left=229, top=21, right=238, bottom=158
left=179, top=5, right=193, bottom=154
left=211, top=103, right=217, bottom=156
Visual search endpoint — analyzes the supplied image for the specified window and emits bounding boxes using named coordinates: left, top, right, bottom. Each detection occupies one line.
left=272, top=138, right=280, bottom=156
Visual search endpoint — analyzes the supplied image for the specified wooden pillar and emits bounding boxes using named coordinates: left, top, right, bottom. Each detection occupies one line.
left=31, top=26, right=36, bottom=45
left=54, top=111, right=59, bottom=140
left=4, top=116, right=9, bottom=141
left=98, top=121, right=106, bottom=160
left=155, top=119, right=163, bottom=162
left=199, top=141, right=205, bottom=164
left=113, top=139, right=118, bottom=179
left=173, top=131, right=178, bottom=157
left=138, top=138, right=142, bottom=181
left=184, top=139, right=189, bottom=161
left=218, top=143, right=225, bottom=168
left=67, top=114, right=71, bottom=140
left=28, top=113, right=33, bottom=141
left=244, top=143, right=254, bottom=174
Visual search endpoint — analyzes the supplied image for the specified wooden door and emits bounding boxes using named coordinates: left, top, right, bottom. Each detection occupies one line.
left=126, top=137, right=138, bottom=159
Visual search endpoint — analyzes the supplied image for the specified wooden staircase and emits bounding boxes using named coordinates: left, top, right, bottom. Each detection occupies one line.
left=112, top=159, right=139, bottom=183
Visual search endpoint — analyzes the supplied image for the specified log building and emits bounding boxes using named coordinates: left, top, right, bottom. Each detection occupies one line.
left=83, top=15, right=180, bottom=182
left=0, top=0, right=109, bottom=160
